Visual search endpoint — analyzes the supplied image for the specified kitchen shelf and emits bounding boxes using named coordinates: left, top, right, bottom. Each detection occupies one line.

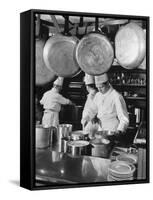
left=112, top=84, right=146, bottom=87
left=110, top=65, right=146, bottom=73
left=124, top=97, right=146, bottom=100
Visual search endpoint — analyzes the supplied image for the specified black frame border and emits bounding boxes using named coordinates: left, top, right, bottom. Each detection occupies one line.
left=20, top=9, right=150, bottom=190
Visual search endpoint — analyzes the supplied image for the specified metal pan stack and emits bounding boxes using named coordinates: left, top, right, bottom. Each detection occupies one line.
left=107, top=161, right=136, bottom=181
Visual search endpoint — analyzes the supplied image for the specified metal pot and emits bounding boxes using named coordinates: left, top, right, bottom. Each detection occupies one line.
left=67, top=140, right=90, bottom=156
left=90, top=138, right=114, bottom=158
left=35, top=125, right=52, bottom=148
left=71, top=105, right=83, bottom=122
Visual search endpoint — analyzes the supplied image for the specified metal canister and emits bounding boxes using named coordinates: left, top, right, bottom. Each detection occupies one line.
left=57, top=124, right=73, bottom=140
left=61, top=137, right=70, bottom=153
left=35, top=125, right=52, bottom=149
left=55, top=124, right=73, bottom=152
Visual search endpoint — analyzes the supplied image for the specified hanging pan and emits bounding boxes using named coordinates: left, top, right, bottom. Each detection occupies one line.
left=115, top=22, right=146, bottom=69
left=75, top=32, right=114, bottom=75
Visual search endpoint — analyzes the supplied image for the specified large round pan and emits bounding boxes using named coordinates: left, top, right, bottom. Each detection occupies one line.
left=35, top=39, right=56, bottom=85
left=115, top=22, right=146, bottom=69
left=75, top=33, right=114, bottom=75
left=43, top=34, right=80, bottom=77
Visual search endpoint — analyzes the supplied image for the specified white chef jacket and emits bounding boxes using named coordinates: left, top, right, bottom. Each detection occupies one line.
left=83, top=86, right=129, bottom=132
left=40, top=88, right=70, bottom=128
left=82, top=90, right=99, bottom=135
left=82, top=90, right=96, bottom=119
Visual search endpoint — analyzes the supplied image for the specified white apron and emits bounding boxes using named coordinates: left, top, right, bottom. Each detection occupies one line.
left=42, top=110, right=59, bottom=128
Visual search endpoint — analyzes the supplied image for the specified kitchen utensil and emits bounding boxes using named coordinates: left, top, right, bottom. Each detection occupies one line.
left=61, top=137, right=70, bottom=153
left=56, top=124, right=72, bottom=141
left=95, top=130, right=115, bottom=139
left=67, top=140, right=90, bottom=156
left=71, top=105, right=83, bottom=122
left=75, top=33, right=114, bottom=75
left=35, top=39, right=56, bottom=85
left=70, top=130, right=88, bottom=141
left=53, top=124, right=72, bottom=152
left=43, top=34, right=80, bottom=77
left=90, top=138, right=113, bottom=158
left=115, top=22, right=146, bottom=69
left=35, top=125, right=52, bottom=148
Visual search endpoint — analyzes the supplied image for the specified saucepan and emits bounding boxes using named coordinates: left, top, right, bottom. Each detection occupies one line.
left=67, top=140, right=90, bottom=157
left=90, top=137, right=114, bottom=158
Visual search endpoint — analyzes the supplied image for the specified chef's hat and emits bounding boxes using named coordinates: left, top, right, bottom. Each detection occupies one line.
left=53, top=77, right=64, bottom=86
left=84, top=74, right=95, bottom=85
left=95, top=73, right=108, bottom=84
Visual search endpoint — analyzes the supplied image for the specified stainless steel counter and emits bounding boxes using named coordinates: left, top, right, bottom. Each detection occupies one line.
left=35, top=148, right=110, bottom=186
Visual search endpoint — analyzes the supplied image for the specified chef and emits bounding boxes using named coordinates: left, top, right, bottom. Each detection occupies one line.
left=40, top=77, right=73, bottom=128
left=81, top=73, right=129, bottom=136
left=81, top=74, right=99, bottom=138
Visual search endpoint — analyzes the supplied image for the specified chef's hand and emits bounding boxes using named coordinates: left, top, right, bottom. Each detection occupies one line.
left=81, top=119, right=88, bottom=128
left=115, top=130, right=123, bottom=136
left=91, top=116, right=101, bottom=125
left=69, top=100, right=75, bottom=106
left=107, top=131, right=123, bottom=141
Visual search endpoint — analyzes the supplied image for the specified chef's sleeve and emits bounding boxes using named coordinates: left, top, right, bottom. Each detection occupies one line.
left=82, top=98, right=98, bottom=123
left=115, top=94, right=129, bottom=132
left=40, top=94, right=45, bottom=105
left=57, top=94, right=70, bottom=105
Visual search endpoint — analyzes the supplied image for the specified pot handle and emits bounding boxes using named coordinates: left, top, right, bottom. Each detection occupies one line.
left=50, top=15, right=61, bottom=33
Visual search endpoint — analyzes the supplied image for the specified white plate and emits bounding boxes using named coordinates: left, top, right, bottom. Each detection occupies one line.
left=109, top=161, right=136, bottom=177
left=116, top=153, right=138, bottom=165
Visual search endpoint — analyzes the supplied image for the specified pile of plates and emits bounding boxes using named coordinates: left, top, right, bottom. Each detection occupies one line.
left=116, top=153, right=138, bottom=165
left=107, top=161, right=136, bottom=181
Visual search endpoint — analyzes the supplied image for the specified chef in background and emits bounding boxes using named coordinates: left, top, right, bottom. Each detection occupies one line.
left=40, top=77, right=73, bottom=128
left=81, top=74, right=99, bottom=138
left=81, top=73, right=129, bottom=136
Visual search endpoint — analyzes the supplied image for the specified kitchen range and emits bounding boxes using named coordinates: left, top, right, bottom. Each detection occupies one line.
left=34, top=11, right=148, bottom=187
